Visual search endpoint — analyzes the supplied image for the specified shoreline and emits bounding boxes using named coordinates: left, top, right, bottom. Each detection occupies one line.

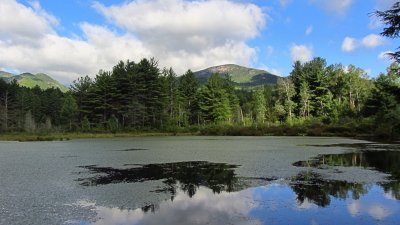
left=0, top=130, right=395, bottom=143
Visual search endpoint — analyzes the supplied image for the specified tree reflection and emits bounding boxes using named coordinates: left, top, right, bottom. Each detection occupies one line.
left=290, top=171, right=368, bottom=207
left=77, top=161, right=243, bottom=198
left=293, top=147, right=400, bottom=202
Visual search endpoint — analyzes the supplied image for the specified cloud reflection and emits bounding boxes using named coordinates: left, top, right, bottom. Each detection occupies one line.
left=78, top=187, right=261, bottom=225
left=73, top=183, right=400, bottom=225
left=347, top=200, right=393, bottom=220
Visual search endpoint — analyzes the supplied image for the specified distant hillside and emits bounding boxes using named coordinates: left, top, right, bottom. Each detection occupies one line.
left=194, top=64, right=279, bottom=87
left=0, top=72, right=68, bottom=92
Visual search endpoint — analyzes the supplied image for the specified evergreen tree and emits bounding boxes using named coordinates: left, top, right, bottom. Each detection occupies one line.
left=161, top=67, right=180, bottom=127
left=364, top=62, right=400, bottom=136
left=71, top=76, right=92, bottom=122
left=198, top=73, right=231, bottom=124
left=61, top=94, right=78, bottom=130
left=179, top=70, right=200, bottom=125
left=373, top=2, right=400, bottom=62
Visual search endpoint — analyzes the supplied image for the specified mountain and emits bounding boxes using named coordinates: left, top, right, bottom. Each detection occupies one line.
left=0, top=71, right=13, bottom=78
left=194, top=64, right=279, bottom=87
left=0, top=72, right=68, bottom=92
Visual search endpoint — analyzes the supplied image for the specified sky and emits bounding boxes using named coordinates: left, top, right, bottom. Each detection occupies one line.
left=0, top=0, right=399, bottom=84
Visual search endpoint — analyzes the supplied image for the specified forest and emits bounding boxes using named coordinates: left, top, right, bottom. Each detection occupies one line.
left=0, top=57, right=399, bottom=139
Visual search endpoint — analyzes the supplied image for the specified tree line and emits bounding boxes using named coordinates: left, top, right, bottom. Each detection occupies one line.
left=0, top=57, right=399, bottom=137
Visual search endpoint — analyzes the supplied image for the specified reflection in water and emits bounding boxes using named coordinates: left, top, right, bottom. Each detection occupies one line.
left=74, top=183, right=400, bottom=225
left=76, top=186, right=261, bottom=225
left=293, top=150, right=400, bottom=179
left=293, top=149, right=400, bottom=200
left=290, top=171, right=368, bottom=207
left=77, top=161, right=245, bottom=197
left=73, top=156, right=400, bottom=225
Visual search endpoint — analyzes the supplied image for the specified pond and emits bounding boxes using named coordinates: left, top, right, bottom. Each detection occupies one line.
left=0, top=136, right=399, bottom=224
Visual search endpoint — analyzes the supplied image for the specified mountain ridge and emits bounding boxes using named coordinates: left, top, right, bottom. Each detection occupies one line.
left=194, top=64, right=279, bottom=87
left=0, top=71, right=68, bottom=92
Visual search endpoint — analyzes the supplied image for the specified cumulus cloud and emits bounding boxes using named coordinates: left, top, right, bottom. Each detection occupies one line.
left=0, top=0, right=55, bottom=44
left=290, top=44, right=313, bottom=63
left=305, top=25, right=313, bottom=35
left=92, top=0, right=265, bottom=72
left=0, top=0, right=266, bottom=83
left=341, top=34, right=384, bottom=53
left=311, top=0, right=353, bottom=15
left=362, top=34, right=384, bottom=48
left=342, top=37, right=358, bottom=52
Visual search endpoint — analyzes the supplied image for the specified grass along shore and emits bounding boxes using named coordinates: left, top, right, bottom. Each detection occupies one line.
left=0, top=122, right=396, bottom=142
left=0, top=131, right=191, bottom=142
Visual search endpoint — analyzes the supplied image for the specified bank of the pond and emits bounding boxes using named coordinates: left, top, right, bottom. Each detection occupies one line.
left=0, top=131, right=192, bottom=142
left=1, top=123, right=396, bottom=142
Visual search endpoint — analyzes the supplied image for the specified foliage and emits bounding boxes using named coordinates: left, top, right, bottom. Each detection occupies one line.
left=0, top=57, right=399, bottom=139
left=373, top=2, right=400, bottom=62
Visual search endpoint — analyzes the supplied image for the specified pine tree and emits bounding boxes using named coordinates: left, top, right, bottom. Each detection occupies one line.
left=198, top=74, right=231, bottom=124
left=61, top=94, right=78, bottom=130
left=179, top=70, right=200, bottom=125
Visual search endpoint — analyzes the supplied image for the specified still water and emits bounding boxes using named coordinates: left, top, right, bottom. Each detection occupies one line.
left=0, top=136, right=399, bottom=224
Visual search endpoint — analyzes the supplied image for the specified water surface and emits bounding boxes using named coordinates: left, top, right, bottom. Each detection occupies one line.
left=0, top=136, right=399, bottom=224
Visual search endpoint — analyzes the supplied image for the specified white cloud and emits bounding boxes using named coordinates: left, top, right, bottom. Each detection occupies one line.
left=342, top=37, right=358, bottom=52
left=0, top=0, right=55, bottom=44
left=0, top=0, right=266, bottom=83
left=93, top=0, right=265, bottom=72
left=341, top=34, right=384, bottom=53
left=305, top=25, right=313, bottom=35
left=362, top=34, right=384, bottom=48
left=290, top=44, right=313, bottom=63
left=311, top=0, right=353, bottom=15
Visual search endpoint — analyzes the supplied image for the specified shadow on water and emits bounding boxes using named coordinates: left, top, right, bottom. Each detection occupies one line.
left=77, top=161, right=246, bottom=198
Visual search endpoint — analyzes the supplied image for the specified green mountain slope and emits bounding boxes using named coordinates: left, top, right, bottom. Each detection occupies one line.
left=0, top=72, right=68, bottom=92
left=194, top=64, right=279, bottom=87
left=0, top=71, right=13, bottom=78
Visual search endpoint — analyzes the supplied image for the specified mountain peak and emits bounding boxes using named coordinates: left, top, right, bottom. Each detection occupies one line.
left=194, top=64, right=279, bottom=87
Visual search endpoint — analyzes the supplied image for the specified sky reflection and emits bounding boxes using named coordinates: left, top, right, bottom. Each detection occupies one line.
left=74, top=183, right=400, bottom=225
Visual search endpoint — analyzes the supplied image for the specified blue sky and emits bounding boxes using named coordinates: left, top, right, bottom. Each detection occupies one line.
left=0, top=0, right=398, bottom=83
